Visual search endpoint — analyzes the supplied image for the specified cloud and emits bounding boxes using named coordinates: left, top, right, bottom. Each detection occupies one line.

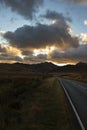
left=56, top=0, right=87, bottom=5
left=72, top=0, right=87, bottom=5
left=50, top=44, right=87, bottom=64
left=79, top=33, right=87, bottom=44
left=0, top=42, right=48, bottom=64
left=42, top=10, right=72, bottom=22
left=0, top=42, right=86, bottom=64
left=1, top=44, right=22, bottom=56
left=84, top=20, right=87, bottom=25
left=0, top=53, right=23, bottom=63
left=0, top=44, right=7, bottom=53
left=0, top=31, right=6, bottom=35
left=0, top=44, right=23, bottom=63
left=0, top=43, right=23, bottom=62
left=22, top=50, right=33, bottom=56
left=0, top=0, right=44, bottom=19
left=24, top=54, right=47, bottom=64
left=23, top=44, right=87, bottom=64
left=3, top=11, right=78, bottom=50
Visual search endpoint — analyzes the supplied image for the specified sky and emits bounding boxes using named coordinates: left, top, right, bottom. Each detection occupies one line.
left=0, top=0, right=87, bottom=65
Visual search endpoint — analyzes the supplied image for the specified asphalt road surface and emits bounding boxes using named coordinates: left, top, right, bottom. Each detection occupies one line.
left=59, top=78, right=87, bottom=130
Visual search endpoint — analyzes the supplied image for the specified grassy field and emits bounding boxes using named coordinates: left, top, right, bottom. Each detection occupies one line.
left=0, top=75, right=74, bottom=130
left=53, top=72, right=87, bottom=83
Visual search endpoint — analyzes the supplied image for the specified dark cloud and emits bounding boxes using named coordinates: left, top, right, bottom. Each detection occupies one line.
left=24, top=54, right=47, bottom=64
left=22, top=50, right=33, bottom=56
left=50, top=44, right=87, bottom=64
left=3, top=14, right=78, bottom=50
left=42, top=10, right=72, bottom=22
left=0, top=53, right=23, bottom=62
left=36, top=54, right=47, bottom=60
left=0, top=0, right=43, bottom=19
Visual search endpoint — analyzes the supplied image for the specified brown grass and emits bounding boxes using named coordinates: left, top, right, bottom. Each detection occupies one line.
left=53, top=72, right=87, bottom=83
left=0, top=75, right=74, bottom=130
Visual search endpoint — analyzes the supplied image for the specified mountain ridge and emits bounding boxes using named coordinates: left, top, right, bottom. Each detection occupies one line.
left=0, top=62, right=87, bottom=73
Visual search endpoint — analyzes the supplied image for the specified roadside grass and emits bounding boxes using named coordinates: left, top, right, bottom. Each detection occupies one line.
left=55, top=72, right=87, bottom=83
left=0, top=76, right=73, bottom=130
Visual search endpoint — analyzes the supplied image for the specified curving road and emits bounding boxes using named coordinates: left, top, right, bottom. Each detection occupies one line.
left=59, top=78, right=87, bottom=130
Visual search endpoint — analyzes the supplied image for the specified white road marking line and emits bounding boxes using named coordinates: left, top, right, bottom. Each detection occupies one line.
left=59, top=79, right=86, bottom=130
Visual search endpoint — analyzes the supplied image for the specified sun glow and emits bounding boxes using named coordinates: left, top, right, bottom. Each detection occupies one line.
left=52, top=61, right=76, bottom=66
left=51, top=20, right=57, bottom=25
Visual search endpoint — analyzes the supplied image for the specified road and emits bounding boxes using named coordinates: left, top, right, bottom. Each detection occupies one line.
left=59, top=78, right=87, bottom=130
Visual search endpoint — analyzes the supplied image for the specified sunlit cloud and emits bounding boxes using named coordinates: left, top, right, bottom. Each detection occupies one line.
left=33, top=46, right=56, bottom=56
left=84, top=20, right=87, bottom=25
left=0, top=31, right=6, bottom=35
left=0, top=42, right=86, bottom=64
left=6, top=46, right=24, bottom=59
left=51, top=20, right=57, bottom=25
left=0, top=45, right=23, bottom=63
left=5, top=45, right=21, bottom=55
left=79, top=33, right=87, bottom=44
left=0, top=44, right=24, bottom=59
left=0, top=60, right=15, bottom=64
left=67, top=27, right=72, bottom=35
left=49, top=44, right=87, bottom=64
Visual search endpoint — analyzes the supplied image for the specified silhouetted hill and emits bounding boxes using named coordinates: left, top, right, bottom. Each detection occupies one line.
left=0, top=62, right=87, bottom=73
left=31, top=62, right=58, bottom=72
left=52, top=62, right=87, bottom=73
left=0, top=62, right=58, bottom=73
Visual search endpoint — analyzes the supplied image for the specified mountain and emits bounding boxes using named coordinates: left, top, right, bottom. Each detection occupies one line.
left=0, top=62, right=86, bottom=73
left=0, top=62, right=58, bottom=73
left=30, top=62, right=58, bottom=72
left=51, top=62, right=87, bottom=73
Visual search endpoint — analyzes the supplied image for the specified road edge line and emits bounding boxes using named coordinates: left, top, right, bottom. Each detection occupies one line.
left=59, top=78, right=86, bottom=130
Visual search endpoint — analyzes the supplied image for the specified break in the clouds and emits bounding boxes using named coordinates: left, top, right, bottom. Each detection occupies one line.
left=3, top=11, right=78, bottom=50
left=0, top=0, right=43, bottom=19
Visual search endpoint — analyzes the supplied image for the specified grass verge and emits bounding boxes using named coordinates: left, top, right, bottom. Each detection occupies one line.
left=0, top=76, right=73, bottom=130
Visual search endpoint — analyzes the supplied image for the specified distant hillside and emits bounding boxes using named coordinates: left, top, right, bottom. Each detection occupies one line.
left=0, top=62, right=87, bottom=73
left=51, top=62, right=87, bottom=73
left=0, top=62, right=58, bottom=73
